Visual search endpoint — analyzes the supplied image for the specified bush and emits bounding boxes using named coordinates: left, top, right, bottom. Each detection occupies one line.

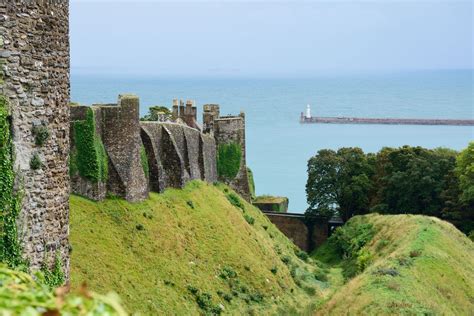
left=244, top=214, right=255, bottom=225
left=219, top=266, right=237, bottom=280
left=270, top=266, right=278, bottom=274
left=217, top=142, right=242, bottom=180
left=226, top=193, right=245, bottom=211
left=30, top=153, right=42, bottom=170
left=295, top=249, right=309, bottom=262
left=281, top=255, right=291, bottom=265
left=469, top=231, right=474, bottom=242
left=314, top=269, right=328, bottom=282
left=32, top=125, right=49, bottom=146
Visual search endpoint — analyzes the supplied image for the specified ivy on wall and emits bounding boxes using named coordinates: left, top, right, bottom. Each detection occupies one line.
left=0, top=95, right=25, bottom=268
left=217, top=142, right=242, bottom=181
left=140, top=145, right=149, bottom=179
left=247, top=167, right=256, bottom=200
left=72, top=108, right=108, bottom=183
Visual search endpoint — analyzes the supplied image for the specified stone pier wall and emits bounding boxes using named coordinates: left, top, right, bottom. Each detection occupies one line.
left=0, top=1, right=70, bottom=276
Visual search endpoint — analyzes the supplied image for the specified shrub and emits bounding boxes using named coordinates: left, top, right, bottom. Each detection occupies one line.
left=32, top=125, right=49, bottom=146
left=376, top=239, right=390, bottom=251
left=136, top=224, right=145, bottom=231
left=217, top=142, right=242, bottom=180
left=314, top=269, right=328, bottom=282
left=281, top=255, right=291, bottom=265
left=219, top=266, right=237, bottom=280
left=270, top=266, right=278, bottom=274
left=295, top=249, right=309, bottom=262
left=226, top=193, right=245, bottom=210
left=469, top=231, right=474, bottom=242
left=30, top=153, right=42, bottom=170
left=187, top=200, right=195, bottom=209
left=244, top=214, right=255, bottom=225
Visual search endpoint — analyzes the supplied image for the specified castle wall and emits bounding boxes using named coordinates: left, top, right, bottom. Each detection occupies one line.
left=201, top=134, right=218, bottom=183
left=0, top=1, right=70, bottom=275
left=140, top=122, right=217, bottom=191
left=99, top=95, right=148, bottom=202
left=214, top=114, right=251, bottom=201
left=264, top=213, right=329, bottom=252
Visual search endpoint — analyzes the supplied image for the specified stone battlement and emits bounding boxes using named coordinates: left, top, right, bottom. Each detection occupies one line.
left=69, top=96, right=250, bottom=202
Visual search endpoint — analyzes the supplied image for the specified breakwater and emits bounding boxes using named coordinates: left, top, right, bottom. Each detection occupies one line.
left=300, top=116, right=474, bottom=126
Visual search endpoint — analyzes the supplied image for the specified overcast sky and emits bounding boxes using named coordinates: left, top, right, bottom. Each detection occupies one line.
left=70, top=0, right=473, bottom=77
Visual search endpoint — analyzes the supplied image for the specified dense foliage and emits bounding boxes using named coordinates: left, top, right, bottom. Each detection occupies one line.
left=217, top=142, right=242, bottom=181
left=72, top=108, right=108, bottom=183
left=0, top=96, right=24, bottom=268
left=306, top=144, right=474, bottom=233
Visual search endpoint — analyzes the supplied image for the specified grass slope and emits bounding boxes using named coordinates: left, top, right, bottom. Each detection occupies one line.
left=70, top=181, right=325, bottom=315
left=314, top=214, right=474, bottom=315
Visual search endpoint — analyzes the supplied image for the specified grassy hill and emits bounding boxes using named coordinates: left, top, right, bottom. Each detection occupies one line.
left=69, top=181, right=327, bottom=315
left=313, top=214, right=474, bottom=315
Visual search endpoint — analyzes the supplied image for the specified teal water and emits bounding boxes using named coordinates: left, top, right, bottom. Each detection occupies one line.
left=71, top=69, right=473, bottom=212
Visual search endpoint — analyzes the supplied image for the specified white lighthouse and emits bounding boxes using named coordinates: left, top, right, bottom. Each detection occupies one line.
left=305, top=104, right=311, bottom=119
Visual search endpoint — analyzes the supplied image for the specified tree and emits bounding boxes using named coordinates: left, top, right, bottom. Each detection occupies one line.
left=140, top=106, right=171, bottom=121
left=371, top=146, right=456, bottom=217
left=456, top=142, right=474, bottom=203
left=306, top=149, right=339, bottom=219
left=305, top=148, right=373, bottom=221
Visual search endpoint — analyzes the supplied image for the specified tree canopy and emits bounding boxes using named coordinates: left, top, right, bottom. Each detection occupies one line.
left=305, top=144, right=473, bottom=234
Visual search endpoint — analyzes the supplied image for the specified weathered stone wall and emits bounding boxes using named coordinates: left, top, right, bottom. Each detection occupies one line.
left=140, top=121, right=217, bottom=191
left=214, top=113, right=251, bottom=201
left=264, top=212, right=329, bottom=252
left=0, top=1, right=70, bottom=275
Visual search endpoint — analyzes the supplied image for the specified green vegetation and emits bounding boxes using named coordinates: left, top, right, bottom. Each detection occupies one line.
left=306, top=144, right=474, bottom=234
left=140, top=145, right=149, bottom=178
left=0, top=95, right=24, bottom=269
left=217, top=142, right=242, bottom=181
left=70, top=181, right=327, bottom=315
left=30, top=153, right=42, bottom=170
left=32, top=125, right=49, bottom=146
left=313, top=214, right=474, bottom=315
left=40, top=253, right=65, bottom=289
left=140, top=105, right=171, bottom=121
left=0, top=265, right=127, bottom=315
left=72, top=108, right=108, bottom=183
left=247, top=167, right=256, bottom=199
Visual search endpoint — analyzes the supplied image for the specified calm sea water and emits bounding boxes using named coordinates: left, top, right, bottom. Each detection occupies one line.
left=71, top=69, right=474, bottom=212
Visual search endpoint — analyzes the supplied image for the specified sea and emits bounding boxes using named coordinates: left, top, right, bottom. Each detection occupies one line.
left=71, top=69, right=474, bottom=212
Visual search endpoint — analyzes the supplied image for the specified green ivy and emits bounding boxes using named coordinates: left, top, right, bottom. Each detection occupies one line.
left=40, top=253, right=65, bottom=289
left=0, top=95, right=25, bottom=268
left=217, top=142, right=242, bottom=181
left=73, top=108, right=108, bottom=183
left=140, top=145, right=149, bottom=178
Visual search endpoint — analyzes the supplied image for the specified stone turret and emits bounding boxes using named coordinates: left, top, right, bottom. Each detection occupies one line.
left=203, top=105, right=251, bottom=201
left=0, top=1, right=70, bottom=277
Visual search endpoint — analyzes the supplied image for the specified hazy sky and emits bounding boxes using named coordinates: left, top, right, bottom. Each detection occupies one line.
left=70, top=0, right=473, bottom=77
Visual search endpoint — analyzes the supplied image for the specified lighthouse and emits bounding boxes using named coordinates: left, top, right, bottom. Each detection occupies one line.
left=305, top=104, right=311, bottom=119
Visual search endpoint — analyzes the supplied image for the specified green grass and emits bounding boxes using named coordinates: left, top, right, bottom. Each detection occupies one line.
left=313, top=214, right=474, bottom=315
left=70, top=181, right=325, bottom=315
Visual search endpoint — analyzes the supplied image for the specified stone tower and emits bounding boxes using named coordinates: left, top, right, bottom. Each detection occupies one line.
left=0, top=1, right=70, bottom=277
